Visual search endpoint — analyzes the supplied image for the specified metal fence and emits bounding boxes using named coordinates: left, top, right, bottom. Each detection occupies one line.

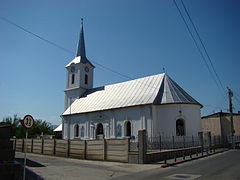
left=147, top=135, right=240, bottom=151
left=147, top=135, right=200, bottom=151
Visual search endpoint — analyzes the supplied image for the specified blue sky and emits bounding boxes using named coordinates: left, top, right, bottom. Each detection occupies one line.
left=0, top=0, right=239, bottom=125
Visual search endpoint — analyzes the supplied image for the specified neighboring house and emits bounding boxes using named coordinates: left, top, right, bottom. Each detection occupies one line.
left=202, top=111, right=240, bottom=136
left=61, top=22, right=202, bottom=140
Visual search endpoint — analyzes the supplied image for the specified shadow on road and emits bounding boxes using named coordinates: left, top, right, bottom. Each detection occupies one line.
left=15, top=158, right=45, bottom=167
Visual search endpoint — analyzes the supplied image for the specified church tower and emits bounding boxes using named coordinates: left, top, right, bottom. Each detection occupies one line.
left=64, top=19, right=95, bottom=110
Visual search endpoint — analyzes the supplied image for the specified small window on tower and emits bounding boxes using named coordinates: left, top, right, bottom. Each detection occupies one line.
left=71, top=74, right=75, bottom=84
left=85, top=74, right=88, bottom=84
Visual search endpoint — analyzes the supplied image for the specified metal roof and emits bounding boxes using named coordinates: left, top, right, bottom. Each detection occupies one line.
left=53, top=124, right=62, bottom=132
left=62, top=73, right=201, bottom=116
left=65, top=56, right=94, bottom=68
left=66, top=20, right=95, bottom=68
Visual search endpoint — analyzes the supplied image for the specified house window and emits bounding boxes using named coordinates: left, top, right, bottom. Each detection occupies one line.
left=74, top=124, right=79, bottom=137
left=71, top=74, right=75, bottom=84
left=176, top=119, right=185, bottom=136
left=80, top=126, right=84, bottom=138
left=85, top=74, right=88, bottom=84
left=125, top=121, right=131, bottom=137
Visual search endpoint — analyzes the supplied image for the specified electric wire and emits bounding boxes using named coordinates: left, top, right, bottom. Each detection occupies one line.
left=0, top=16, right=133, bottom=81
left=0, top=15, right=163, bottom=92
left=0, top=15, right=232, bottom=113
left=180, top=0, right=225, bottom=93
left=172, top=0, right=226, bottom=100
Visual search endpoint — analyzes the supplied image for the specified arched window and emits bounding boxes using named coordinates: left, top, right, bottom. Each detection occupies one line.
left=96, top=123, right=104, bottom=139
left=125, top=121, right=131, bottom=137
left=80, top=126, right=84, bottom=138
left=85, top=74, right=88, bottom=85
left=74, top=124, right=79, bottom=137
left=176, top=119, right=185, bottom=136
left=71, top=74, right=75, bottom=84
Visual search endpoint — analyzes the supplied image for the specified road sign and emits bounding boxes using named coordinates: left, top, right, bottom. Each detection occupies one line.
left=22, top=114, right=34, bottom=180
left=22, top=115, right=34, bottom=129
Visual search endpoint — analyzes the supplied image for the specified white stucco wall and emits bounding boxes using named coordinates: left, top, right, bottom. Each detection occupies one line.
left=152, top=104, right=201, bottom=137
left=62, top=105, right=152, bottom=140
left=62, top=103, right=201, bottom=140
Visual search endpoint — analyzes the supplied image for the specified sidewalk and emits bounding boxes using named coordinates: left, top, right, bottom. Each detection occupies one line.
left=156, top=148, right=229, bottom=168
left=15, top=152, right=160, bottom=180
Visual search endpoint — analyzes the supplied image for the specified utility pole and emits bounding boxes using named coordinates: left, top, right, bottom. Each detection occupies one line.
left=227, top=87, right=235, bottom=148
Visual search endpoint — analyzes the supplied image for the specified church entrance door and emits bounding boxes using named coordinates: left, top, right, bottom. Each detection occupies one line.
left=96, top=123, right=104, bottom=139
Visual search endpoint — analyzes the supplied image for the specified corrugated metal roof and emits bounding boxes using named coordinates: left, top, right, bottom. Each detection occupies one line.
left=62, top=73, right=201, bottom=116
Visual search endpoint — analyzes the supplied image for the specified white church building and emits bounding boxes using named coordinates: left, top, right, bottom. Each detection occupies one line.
left=61, top=22, right=202, bottom=140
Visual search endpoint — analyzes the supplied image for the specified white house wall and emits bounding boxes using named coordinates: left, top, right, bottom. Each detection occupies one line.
left=152, top=104, right=201, bottom=137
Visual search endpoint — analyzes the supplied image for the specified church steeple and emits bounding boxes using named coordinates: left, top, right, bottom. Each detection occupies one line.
left=64, top=19, right=95, bottom=110
left=76, top=18, right=86, bottom=58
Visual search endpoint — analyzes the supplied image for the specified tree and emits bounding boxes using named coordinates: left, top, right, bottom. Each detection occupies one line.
left=1, top=115, right=53, bottom=138
left=28, top=119, right=53, bottom=138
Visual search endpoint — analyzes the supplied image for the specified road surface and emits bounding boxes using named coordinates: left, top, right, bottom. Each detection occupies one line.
left=16, top=150, right=240, bottom=180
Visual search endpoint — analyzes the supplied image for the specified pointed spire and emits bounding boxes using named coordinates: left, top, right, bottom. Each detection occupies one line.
left=76, top=18, right=86, bottom=57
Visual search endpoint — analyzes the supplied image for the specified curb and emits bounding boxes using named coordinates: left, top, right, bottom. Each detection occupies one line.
left=26, top=167, right=44, bottom=180
left=160, top=149, right=229, bottom=168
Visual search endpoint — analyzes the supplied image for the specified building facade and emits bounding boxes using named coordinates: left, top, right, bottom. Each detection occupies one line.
left=202, top=112, right=240, bottom=136
left=61, top=22, right=202, bottom=140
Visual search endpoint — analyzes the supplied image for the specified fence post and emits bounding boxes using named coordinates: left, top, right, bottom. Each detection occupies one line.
left=66, top=139, right=70, bottom=158
left=207, top=132, right=212, bottom=153
left=159, top=135, right=162, bottom=151
left=41, top=138, right=44, bottom=154
left=53, top=139, right=56, bottom=156
left=14, top=138, right=16, bottom=151
left=198, top=132, right=204, bottom=155
left=192, top=136, right=194, bottom=147
left=172, top=136, right=175, bottom=149
left=84, top=140, right=87, bottom=160
left=103, top=139, right=106, bottom=160
left=31, top=138, right=33, bottom=153
left=138, top=130, right=147, bottom=164
left=22, top=138, right=25, bottom=152
left=213, top=136, right=216, bottom=152
left=183, top=136, right=185, bottom=148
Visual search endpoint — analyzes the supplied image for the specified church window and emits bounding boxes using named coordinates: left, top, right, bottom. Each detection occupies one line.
left=125, top=121, right=131, bottom=137
left=85, top=74, right=88, bottom=84
left=116, top=124, right=122, bottom=137
left=74, top=124, right=79, bottom=137
left=96, top=123, right=104, bottom=139
left=176, top=119, right=185, bottom=136
left=71, top=74, right=75, bottom=84
left=80, top=126, right=84, bottom=138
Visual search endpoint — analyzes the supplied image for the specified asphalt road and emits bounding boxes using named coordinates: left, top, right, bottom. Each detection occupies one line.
left=16, top=150, right=240, bottom=180
left=112, top=150, right=240, bottom=180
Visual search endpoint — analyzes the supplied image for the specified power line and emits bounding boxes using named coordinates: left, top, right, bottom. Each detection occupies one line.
left=0, top=15, right=162, bottom=92
left=0, top=16, right=74, bottom=55
left=172, top=0, right=226, bottom=100
left=180, top=0, right=225, bottom=93
left=1, top=15, right=230, bottom=113
left=0, top=16, right=133, bottom=81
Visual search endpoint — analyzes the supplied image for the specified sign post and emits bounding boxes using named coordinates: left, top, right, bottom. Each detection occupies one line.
left=22, top=115, right=34, bottom=180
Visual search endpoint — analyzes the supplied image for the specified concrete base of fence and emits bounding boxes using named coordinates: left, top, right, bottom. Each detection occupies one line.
left=145, top=147, right=202, bottom=163
left=160, top=148, right=229, bottom=168
left=128, top=152, right=139, bottom=164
